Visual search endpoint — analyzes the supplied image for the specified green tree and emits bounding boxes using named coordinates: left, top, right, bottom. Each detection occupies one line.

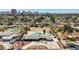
left=35, top=16, right=45, bottom=23
left=63, top=24, right=73, bottom=32
left=50, top=16, right=55, bottom=23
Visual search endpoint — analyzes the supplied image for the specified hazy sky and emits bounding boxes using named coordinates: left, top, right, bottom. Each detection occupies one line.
left=0, top=9, right=79, bottom=13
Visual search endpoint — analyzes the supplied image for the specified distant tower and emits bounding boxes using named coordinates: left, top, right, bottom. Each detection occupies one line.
left=22, top=10, right=26, bottom=15
left=11, top=9, right=17, bottom=15
left=27, top=10, right=31, bottom=15
left=17, top=11, right=21, bottom=15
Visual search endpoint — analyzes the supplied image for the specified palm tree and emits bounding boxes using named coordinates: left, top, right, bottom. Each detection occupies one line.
left=43, top=29, right=46, bottom=34
left=20, top=27, right=30, bottom=45
left=19, top=27, right=25, bottom=45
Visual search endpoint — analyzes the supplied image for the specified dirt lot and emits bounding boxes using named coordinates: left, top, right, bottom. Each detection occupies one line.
left=29, top=27, right=51, bottom=33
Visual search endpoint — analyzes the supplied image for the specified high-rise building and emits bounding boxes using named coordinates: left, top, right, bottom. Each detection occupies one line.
left=27, top=10, right=31, bottom=15
left=11, top=9, right=17, bottom=15
left=17, top=11, right=21, bottom=15
left=21, top=10, right=26, bottom=15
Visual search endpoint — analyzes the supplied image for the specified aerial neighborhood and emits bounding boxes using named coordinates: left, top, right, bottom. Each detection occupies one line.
left=0, top=9, right=79, bottom=50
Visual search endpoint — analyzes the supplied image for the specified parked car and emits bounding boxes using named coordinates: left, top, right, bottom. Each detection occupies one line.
left=67, top=43, right=79, bottom=50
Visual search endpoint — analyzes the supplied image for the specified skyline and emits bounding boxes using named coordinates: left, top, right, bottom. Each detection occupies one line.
left=0, top=9, right=79, bottom=13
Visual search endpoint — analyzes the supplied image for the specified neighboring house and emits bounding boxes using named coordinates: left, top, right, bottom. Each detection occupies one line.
left=2, top=34, right=19, bottom=43
left=22, top=32, right=58, bottom=42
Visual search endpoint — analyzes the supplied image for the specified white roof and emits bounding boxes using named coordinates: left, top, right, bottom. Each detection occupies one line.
left=22, top=32, right=58, bottom=41
left=2, top=34, right=19, bottom=40
left=73, top=27, right=79, bottom=29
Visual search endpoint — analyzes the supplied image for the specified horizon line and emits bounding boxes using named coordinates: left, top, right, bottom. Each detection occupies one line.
left=0, top=9, right=79, bottom=13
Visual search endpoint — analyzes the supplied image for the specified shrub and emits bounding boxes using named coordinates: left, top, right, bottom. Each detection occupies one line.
left=67, top=37, right=76, bottom=41
left=0, top=44, right=4, bottom=50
